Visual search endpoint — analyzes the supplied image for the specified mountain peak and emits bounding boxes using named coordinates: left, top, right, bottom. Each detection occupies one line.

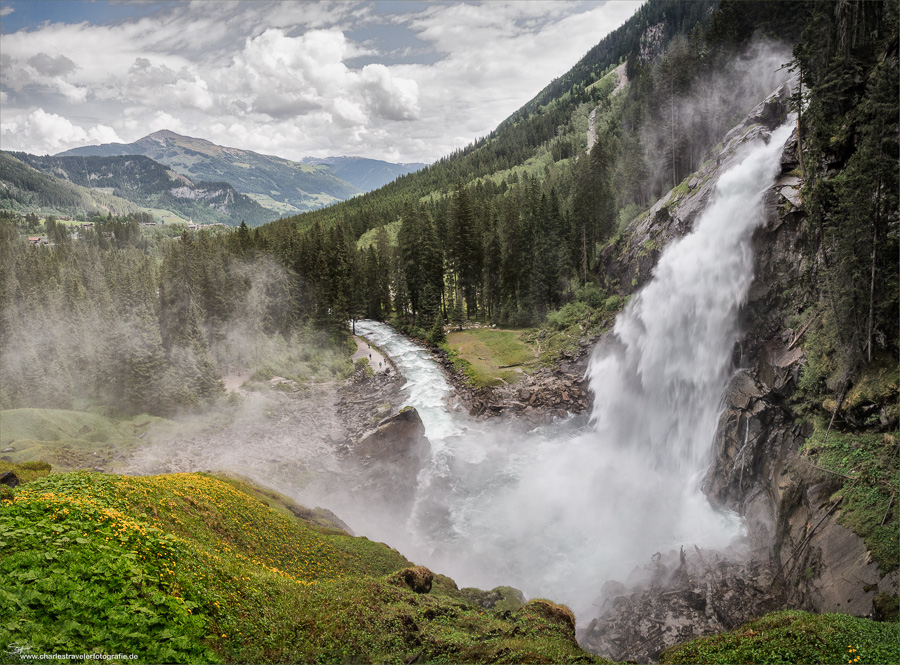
left=144, top=129, right=184, bottom=141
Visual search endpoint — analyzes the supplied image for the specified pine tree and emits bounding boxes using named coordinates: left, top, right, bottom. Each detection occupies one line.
left=449, top=182, right=480, bottom=318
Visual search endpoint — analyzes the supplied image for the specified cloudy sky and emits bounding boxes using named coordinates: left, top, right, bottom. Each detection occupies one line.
left=0, top=0, right=641, bottom=164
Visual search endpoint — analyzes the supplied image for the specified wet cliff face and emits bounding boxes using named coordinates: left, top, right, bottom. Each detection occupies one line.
left=598, top=83, right=794, bottom=297
left=703, top=129, right=899, bottom=616
left=703, top=129, right=809, bottom=554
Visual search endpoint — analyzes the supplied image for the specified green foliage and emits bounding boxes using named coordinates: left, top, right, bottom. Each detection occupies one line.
left=545, top=284, right=619, bottom=333
left=428, top=314, right=446, bottom=345
left=659, top=610, right=899, bottom=664
left=801, top=426, right=899, bottom=572
left=1, top=474, right=213, bottom=663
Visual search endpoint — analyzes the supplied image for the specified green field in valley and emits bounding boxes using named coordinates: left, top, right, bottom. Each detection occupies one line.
left=445, top=327, right=537, bottom=387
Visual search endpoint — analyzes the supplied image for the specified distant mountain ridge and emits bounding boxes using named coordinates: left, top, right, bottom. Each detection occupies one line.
left=0, top=151, right=140, bottom=218
left=57, top=130, right=361, bottom=214
left=300, top=156, right=427, bottom=193
left=8, top=152, right=278, bottom=226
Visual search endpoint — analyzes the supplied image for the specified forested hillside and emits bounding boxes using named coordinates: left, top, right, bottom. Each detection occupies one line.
left=0, top=152, right=140, bottom=218
left=7, top=152, right=277, bottom=227
left=59, top=130, right=360, bottom=214
left=0, top=211, right=351, bottom=416
left=249, top=0, right=814, bottom=333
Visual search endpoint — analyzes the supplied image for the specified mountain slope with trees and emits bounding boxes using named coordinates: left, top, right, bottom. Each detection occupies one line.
left=9, top=152, right=277, bottom=227
left=0, top=152, right=141, bottom=219
left=251, top=0, right=816, bottom=335
left=58, top=130, right=361, bottom=214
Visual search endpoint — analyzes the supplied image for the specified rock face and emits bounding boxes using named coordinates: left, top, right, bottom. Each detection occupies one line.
left=580, top=548, right=786, bottom=663
left=350, top=406, right=431, bottom=517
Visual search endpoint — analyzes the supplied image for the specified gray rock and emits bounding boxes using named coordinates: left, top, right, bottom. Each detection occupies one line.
left=351, top=406, right=431, bottom=516
left=0, top=471, right=20, bottom=487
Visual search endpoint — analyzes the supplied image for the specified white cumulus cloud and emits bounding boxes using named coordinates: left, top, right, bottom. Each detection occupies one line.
left=0, top=1, right=641, bottom=162
left=0, top=108, right=122, bottom=154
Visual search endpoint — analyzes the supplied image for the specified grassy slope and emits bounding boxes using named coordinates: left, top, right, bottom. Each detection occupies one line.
left=799, top=425, right=899, bottom=573
left=659, top=610, right=899, bottom=665
left=0, top=469, right=606, bottom=664
left=0, top=409, right=167, bottom=473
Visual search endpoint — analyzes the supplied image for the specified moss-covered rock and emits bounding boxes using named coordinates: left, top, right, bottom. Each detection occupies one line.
left=461, top=585, right=526, bottom=612
left=660, top=610, right=899, bottom=664
left=389, top=565, right=434, bottom=594
left=873, top=593, right=899, bottom=622
left=519, top=599, right=577, bottom=636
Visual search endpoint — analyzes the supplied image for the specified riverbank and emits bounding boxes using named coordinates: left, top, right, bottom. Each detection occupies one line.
left=433, top=331, right=597, bottom=427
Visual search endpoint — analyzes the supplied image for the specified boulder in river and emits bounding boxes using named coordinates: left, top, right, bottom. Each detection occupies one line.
left=351, top=406, right=431, bottom=517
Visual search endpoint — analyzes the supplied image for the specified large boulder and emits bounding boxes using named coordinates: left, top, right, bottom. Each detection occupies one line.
left=461, top=585, right=527, bottom=612
left=351, top=406, right=431, bottom=517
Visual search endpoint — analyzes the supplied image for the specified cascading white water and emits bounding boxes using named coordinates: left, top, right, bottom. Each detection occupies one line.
left=350, top=122, right=795, bottom=618
left=589, top=121, right=794, bottom=474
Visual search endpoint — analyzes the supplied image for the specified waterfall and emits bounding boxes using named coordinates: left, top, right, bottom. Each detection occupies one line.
left=349, top=122, right=796, bottom=619
left=589, top=121, right=795, bottom=473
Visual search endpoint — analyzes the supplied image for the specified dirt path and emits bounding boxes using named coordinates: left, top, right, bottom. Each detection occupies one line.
left=222, top=366, right=253, bottom=392
left=352, top=335, right=391, bottom=373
